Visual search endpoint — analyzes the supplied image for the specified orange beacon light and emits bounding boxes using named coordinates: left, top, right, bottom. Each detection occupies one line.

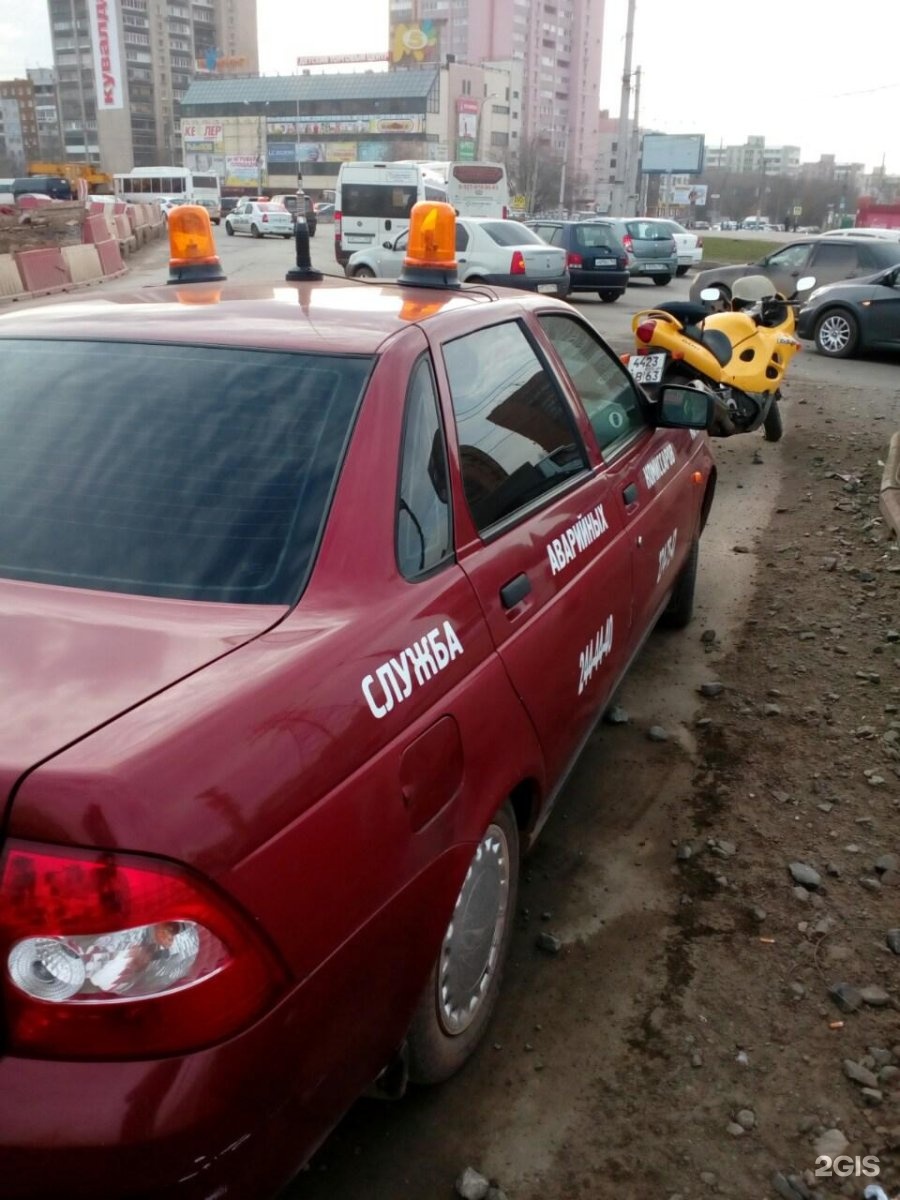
left=398, top=201, right=460, bottom=289
left=166, top=204, right=226, bottom=284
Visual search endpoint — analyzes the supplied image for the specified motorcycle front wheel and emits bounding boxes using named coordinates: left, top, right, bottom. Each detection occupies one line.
left=763, top=397, right=783, bottom=442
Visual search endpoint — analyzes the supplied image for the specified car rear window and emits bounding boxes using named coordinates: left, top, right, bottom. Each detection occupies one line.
left=0, top=341, right=372, bottom=604
left=574, top=225, right=619, bottom=250
left=626, top=221, right=674, bottom=241
left=480, top=221, right=544, bottom=246
left=341, top=183, right=417, bottom=220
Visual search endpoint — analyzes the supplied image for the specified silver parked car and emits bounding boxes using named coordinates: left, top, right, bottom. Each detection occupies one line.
left=586, top=217, right=678, bottom=285
left=346, top=217, right=570, bottom=298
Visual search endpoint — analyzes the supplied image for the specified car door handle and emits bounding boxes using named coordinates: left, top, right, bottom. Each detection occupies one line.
left=500, top=572, right=531, bottom=609
left=623, top=483, right=638, bottom=505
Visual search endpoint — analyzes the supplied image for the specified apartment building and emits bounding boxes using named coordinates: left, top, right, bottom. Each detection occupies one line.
left=389, top=0, right=604, bottom=195
left=703, top=135, right=801, bottom=177
left=0, top=79, right=40, bottom=173
left=27, top=68, right=65, bottom=161
left=47, top=0, right=259, bottom=172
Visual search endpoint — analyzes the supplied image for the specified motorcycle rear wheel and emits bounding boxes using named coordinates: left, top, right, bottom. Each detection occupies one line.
left=763, top=398, right=783, bottom=442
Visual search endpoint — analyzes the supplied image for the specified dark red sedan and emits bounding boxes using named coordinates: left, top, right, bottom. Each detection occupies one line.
left=0, top=211, right=717, bottom=1198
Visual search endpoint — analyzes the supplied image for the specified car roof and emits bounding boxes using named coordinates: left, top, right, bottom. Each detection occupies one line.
left=0, top=277, right=505, bottom=356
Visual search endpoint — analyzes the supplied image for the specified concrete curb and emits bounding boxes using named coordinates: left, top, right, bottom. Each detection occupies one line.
left=880, top=431, right=900, bottom=545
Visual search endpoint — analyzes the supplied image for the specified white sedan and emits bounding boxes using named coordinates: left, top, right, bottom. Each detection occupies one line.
left=224, top=200, right=293, bottom=239
left=637, top=217, right=704, bottom=277
left=346, top=217, right=570, bottom=298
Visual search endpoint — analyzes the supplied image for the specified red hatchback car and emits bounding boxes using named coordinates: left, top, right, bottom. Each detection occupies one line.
left=0, top=206, right=718, bottom=1199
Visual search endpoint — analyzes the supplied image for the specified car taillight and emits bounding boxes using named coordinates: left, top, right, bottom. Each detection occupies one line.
left=335, top=210, right=342, bottom=235
left=262, top=213, right=269, bottom=223
left=623, top=234, right=634, bottom=253
left=635, top=319, right=658, bottom=344
left=0, top=841, right=286, bottom=1060
left=502, top=205, right=508, bottom=219
left=510, top=250, right=526, bottom=275
left=567, top=251, right=583, bottom=268
left=697, top=237, right=704, bottom=248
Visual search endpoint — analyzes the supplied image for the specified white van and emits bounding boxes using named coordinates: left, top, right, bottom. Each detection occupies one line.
left=418, top=162, right=511, bottom=219
left=334, top=162, right=448, bottom=267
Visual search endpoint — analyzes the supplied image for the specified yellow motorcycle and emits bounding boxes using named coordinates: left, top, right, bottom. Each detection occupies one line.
left=624, top=274, right=816, bottom=441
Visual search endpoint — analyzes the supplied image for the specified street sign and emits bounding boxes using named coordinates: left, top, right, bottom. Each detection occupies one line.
left=512, top=194, right=527, bottom=211
left=793, top=205, right=803, bottom=216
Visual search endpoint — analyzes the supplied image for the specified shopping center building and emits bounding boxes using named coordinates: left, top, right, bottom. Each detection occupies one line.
left=179, top=62, right=520, bottom=197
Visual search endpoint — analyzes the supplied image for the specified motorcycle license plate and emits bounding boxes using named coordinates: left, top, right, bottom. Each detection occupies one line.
left=628, top=353, right=666, bottom=384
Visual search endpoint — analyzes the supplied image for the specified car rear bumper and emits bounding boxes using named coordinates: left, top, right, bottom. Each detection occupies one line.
left=480, top=272, right=570, bottom=297
left=629, top=260, right=677, bottom=277
left=795, top=309, right=817, bottom=339
left=569, top=268, right=630, bottom=291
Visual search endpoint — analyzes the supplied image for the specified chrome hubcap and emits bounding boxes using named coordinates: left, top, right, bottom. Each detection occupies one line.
left=819, top=314, right=851, bottom=353
left=437, top=823, right=511, bottom=1036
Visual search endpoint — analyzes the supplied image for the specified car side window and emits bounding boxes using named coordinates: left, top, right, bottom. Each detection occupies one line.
left=456, top=225, right=469, bottom=252
left=538, top=313, right=649, bottom=454
left=396, top=356, right=452, bottom=579
left=810, top=242, right=861, bottom=274
left=765, top=244, right=812, bottom=269
left=443, top=321, right=588, bottom=533
left=394, top=230, right=409, bottom=252
left=548, top=227, right=566, bottom=247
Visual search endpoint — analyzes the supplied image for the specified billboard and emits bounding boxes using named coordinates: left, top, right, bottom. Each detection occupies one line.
left=664, top=183, right=708, bottom=206
left=88, top=0, right=124, bottom=110
left=641, top=134, right=705, bottom=175
left=266, top=114, right=425, bottom=137
left=297, top=52, right=388, bottom=66
left=181, top=121, right=224, bottom=152
left=224, top=155, right=259, bottom=187
left=389, top=20, right=440, bottom=67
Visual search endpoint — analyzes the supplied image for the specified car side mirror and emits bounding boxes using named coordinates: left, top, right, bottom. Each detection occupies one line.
left=655, top=384, right=715, bottom=432
left=699, top=287, right=720, bottom=303
left=383, top=240, right=392, bottom=249
left=795, top=275, right=816, bottom=293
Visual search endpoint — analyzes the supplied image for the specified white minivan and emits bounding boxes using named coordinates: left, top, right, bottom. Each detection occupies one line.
left=334, top=161, right=448, bottom=267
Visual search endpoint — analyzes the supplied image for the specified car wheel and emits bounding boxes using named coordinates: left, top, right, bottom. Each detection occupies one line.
left=351, top=265, right=376, bottom=279
left=213, top=218, right=221, bottom=226
left=407, top=803, right=519, bottom=1085
left=659, top=538, right=699, bottom=629
left=599, top=289, right=623, bottom=303
left=814, top=308, right=859, bottom=358
left=653, top=274, right=672, bottom=286
left=250, top=224, right=261, bottom=239
left=282, top=234, right=292, bottom=239
left=225, top=221, right=234, bottom=236
left=675, top=265, right=688, bottom=278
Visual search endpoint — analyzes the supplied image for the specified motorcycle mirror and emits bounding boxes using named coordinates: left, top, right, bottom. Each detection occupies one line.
left=795, top=275, right=816, bottom=293
left=699, top=287, right=720, bottom=302
left=656, top=384, right=715, bottom=432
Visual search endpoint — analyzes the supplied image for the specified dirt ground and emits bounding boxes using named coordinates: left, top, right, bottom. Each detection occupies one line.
left=286, top=376, right=899, bottom=1200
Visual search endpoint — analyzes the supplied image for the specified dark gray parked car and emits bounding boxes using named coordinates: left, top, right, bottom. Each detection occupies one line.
left=796, top=263, right=900, bottom=358
left=690, top=235, right=900, bottom=306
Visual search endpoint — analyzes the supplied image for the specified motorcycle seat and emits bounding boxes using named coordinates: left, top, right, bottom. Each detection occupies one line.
left=654, top=301, right=711, bottom=325
left=699, top=329, right=733, bottom=367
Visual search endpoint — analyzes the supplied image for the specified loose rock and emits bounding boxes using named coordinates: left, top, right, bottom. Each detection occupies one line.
left=647, top=725, right=669, bottom=742
left=736, top=1108, right=756, bottom=1130
left=829, top=983, right=863, bottom=1013
left=535, top=932, right=562, bottom=955
left=789, top=862, right=822, bottom=889
left=726, top=1121, right=744, bottom=1136
left=844, top=1059, right=879, bottom=1088
left=698, top=681, right=725, bottom=697
left=456, top=1167, right=490, bottom=1200
left=860, top=985, right=890, bottom=1007
left=887, top=929, right=900, bottom=955
left=604, top=705, right=630, bottom=725
left=814, top=1128, right=849, bottom=1158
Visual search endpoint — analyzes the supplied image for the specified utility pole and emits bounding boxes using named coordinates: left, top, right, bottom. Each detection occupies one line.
left=610, top=0, right=636, bottom=215
left=628, top=65, right=641, bottom=215
left=558, top=124, right=569, bottom=212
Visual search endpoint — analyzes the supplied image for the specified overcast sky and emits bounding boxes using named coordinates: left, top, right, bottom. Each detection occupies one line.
left=1, top=1, right=896, bottom=173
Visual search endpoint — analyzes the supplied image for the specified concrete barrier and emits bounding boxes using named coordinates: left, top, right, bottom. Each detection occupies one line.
left=0, top=252, right=25, bottom=298
left=14, top=247, right=69, bottom=294
left=82, top=213, right=113, bottom=245
left=114, top=213, right=136, bottom=252
left=62, top=243, right=104, bottom=284
left=96, top=239, right=126, bottom=278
